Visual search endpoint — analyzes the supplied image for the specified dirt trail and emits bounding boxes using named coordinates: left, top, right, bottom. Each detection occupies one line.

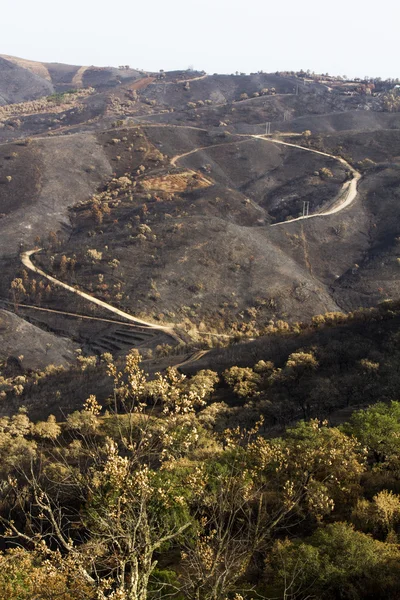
left=129, top=77, right=156, bottom=91
left=21, top=249, right=181, bottom=342
left=170, top=136, right=253, bottom=167
left=126, top=120, right=208, bottom=134
left=161, top=74, right=208, bottom=86
left=71, top=66, right=88, bottom=87
left=212, top=92, right=293, bottom=108
left=171, top=131, right=361, bottom=223
left=300, top=224, right=313, bottom=275
left=250, top=135, right=361, bottom=225
left=0, top=299, right=157, bottom=330
left=173, top=350, right=210, bottom=369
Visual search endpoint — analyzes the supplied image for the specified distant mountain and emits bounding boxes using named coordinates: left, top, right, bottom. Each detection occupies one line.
left=0, top=54, right=144, bottom=105
left=0, top=55, right=54, bottom=104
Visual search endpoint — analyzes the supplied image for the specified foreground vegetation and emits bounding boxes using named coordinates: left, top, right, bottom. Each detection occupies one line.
left=1, top=349, right=400, bottom=600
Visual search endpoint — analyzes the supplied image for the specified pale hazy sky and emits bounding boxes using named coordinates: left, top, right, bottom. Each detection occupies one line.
left=2, top=0, right=398, bottom=79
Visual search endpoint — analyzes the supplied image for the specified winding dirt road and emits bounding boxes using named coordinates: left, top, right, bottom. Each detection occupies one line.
left=251, top=135, right=361, bottom=225
left=19, top=126, right=361, bottom=370
left=171, top=131, right=361, bottom=224
left=21, top=249, right=181, bottom=342
left=21, top=250, right=213, bottom=370
left=170, top=137, right=252, bottom=167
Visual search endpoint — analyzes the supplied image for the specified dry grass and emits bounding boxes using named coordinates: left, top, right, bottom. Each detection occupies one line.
left=71, top=65, right=88, bottom=87
left=0, top=89, right=94, bottom=121
left=141, top=170, right=212, bottom=192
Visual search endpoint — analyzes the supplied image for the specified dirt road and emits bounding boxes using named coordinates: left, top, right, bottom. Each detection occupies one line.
left=251, top=135, right=361, bottom=225
left=173, top=350, right=210, bottom=369
left=171, top=130, right=361, bottom=223
left=19, top=126, right=361, bottom=370
left=161, top=74, right=208, bottom=86
left=170, top=136, right=252, bottom=167
left=21, top=249, right=181, bottom=342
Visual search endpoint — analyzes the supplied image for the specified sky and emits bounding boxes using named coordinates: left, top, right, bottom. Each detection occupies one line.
left=2, top=0, right=399, bottom=79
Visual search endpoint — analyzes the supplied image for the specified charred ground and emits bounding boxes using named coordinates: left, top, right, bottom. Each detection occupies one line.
left=0, top=57, right=399, bottom=372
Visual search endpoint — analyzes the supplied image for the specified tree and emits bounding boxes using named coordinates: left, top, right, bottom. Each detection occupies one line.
left=342, top=401, right=400, bottom=465
left=352, top=490, right=400, bottom=539
left=86, top=248, right=103, bottom=263
left=59, top=254, right=68, bottom=277
left=108, top=258, right=120, bottom=273
left=0, top=547, right=96, bottom=600
left=251, top=420, right=365, bottom=522
left=223, top=366, right=261, bottom=398
left=48, top=230, right=59, bottom=250
left=0, top=352, right=204, bottom=600
left=185, top=369, right=219, bottom=401
left=10, top=277, right=26, bottom=311
left=277, top=352, right=319, bottom=419
left=266, top=523, right=400, bottom=600
left=91, top=204, right=103, bottom=225
left=181, top=446, right=267, bottom=600
left=319, top=167, right=334, bottom=180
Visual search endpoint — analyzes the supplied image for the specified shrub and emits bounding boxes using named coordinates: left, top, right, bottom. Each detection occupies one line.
left=86, top=248, right=103, bottom=263
left=223, top=366, right=261, bottom=398
left=266, top=522, right=400, bottom=600
left=319, top=167, right=334, bottom=179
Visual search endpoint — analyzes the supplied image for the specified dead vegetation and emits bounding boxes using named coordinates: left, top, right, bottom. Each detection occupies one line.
left=141, top=171, right=212, bottom=192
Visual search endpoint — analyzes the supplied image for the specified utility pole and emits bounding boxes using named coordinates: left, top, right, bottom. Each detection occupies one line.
left=265, top=122, right=271, bottom=135
left=283, top=111, right=290, bottom=122
left=302, top=201, right=310, bottom=216
left=296, top=84, right=299, bottom=96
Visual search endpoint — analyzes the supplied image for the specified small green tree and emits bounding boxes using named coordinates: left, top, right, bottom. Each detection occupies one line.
left=266, top=522, right=400, bottom=600
left=342, top=401, right=400, bottom=465
left=223, top=366, right=261, bottom=398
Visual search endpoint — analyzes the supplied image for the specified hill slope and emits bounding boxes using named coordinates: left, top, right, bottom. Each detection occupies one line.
left=0, top=57, right=400, bottom=369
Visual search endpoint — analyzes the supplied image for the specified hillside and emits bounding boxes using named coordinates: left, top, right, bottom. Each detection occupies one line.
left=0, top=56, right=399, bottom=370
left=0, top=56, right=54, bottom=104
left=3, top=297, right=400, bottom=424
left=0, top=54, right=144, bottom=100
